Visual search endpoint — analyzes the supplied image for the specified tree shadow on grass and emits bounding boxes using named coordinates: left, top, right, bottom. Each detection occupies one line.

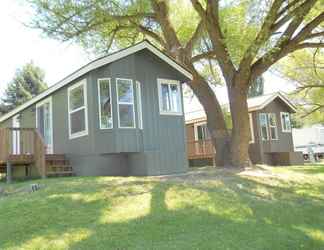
left=1, top=176, right=324, bottom=250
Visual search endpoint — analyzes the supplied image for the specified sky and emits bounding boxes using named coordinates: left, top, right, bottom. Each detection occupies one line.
left=0, top=0, right=295, bottom=114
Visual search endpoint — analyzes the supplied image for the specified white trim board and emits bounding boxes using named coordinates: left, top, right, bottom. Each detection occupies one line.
left=0, top=40, right=192, bottom=123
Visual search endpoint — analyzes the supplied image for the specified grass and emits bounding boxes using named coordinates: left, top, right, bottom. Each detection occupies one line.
left=1, top=165, right=324, bottom=250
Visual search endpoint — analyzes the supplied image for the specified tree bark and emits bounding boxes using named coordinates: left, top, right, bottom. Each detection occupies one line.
left=227, top=79, right=252, bottom=168
left=187, top=71, right=231, bottom=167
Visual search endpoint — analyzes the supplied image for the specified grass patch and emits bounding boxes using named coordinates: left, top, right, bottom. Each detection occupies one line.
left=1, top=165, right=324, bottom=249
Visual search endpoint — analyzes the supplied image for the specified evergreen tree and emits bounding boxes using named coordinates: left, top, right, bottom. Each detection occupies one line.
left=0, top=62, right=48, bottom=113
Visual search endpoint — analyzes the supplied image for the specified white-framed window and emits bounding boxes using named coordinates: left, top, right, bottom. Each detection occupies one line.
left=268, top=113, right=278, bottom=140
left=249, top=113, right=255, bottom=143
left=67, top=79, right=88, bottom=139
left=194, top=122, right=210, bottom=141
left=98, top=78, right=113, bottom=129
left=136, top=81, right=143, bottom=130
left=259, top=113, right=269, bottom=141
left=116, top=78, right=136, bottom=128
left=280, top=112, right=291, bottom=132
left=157, top=78, right=182, bottom=115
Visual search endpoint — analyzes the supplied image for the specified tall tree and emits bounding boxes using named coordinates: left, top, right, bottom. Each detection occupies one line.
left=28, top=0, right=324, bottom=167
left=1, top=62, right=48, bottom=113
left=191, top=0, right=324, bottom=166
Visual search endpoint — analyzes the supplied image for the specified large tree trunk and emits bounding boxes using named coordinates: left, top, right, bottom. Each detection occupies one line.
left=227, top=79, right=251, bottom=168
left=187, top=72, right=231, bottom=167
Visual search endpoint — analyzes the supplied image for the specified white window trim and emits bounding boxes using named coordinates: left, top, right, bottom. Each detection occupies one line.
left=249, top=113, right=255, bottom=144
left=97, top=78, right=113, bottom=130
left=35, top=96, right=54, bottom=153
left=67, top=79, right=88, bottom=139
left=136, top=81, right=143, bottom=130
left=280, top=112, right=291, bottom=133
left=116, top=78, right=136, bottom=129
left=259, top=113, right=269, bottom=141
left=268, top=113, right=279, bottom=140
left=157, top=78, right=183, bottom=116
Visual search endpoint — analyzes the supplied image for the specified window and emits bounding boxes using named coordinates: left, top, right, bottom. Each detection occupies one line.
left=68, top=80, right=88, bottom=139
left=194, top=122, right=210, bottom=141
left=259, top=113, right=269, bottom=141
left=268, top=113, right=278, bottom=140
left=281, top=112, right=291, bottom=132
left=98, top=78, right=113, bottom=129
left=157, top=79, right=182, bottom=115
left=249, top=113, right=255, bottom=143
left=116, top=78, right=135, bottom=128
left=136, top=81, right=143, bottom=130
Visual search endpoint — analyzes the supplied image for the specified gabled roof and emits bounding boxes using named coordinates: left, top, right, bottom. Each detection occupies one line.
left=185, top=92, right=297, bottom=124
left=247, top=92, right=297, bottom=112
left=0, top=40, right=192, bottom=123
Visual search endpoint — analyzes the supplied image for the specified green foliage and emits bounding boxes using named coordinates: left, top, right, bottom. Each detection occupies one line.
left=0, top=62, right=47, bottom=113
left=278, top=50, right=324, bottom=125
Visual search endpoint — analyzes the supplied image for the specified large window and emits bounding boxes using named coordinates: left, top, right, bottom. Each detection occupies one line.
left=68, top=80, right=88, bottom=139
left=116, top=78, right=135, bottom=128
left=157, top=79, right=182, bottom=115
left=259, top=113, right=269, bottom=141
left=98, top=78, right=113, bottom=129
left=268, top=113, right=278, bottom=140
left=194, top=122, right=210, bottom=141
left=281, top=112, right=291, bottom=132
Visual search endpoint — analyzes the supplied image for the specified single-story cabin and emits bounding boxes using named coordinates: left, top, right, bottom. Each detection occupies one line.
left=186, top=92, right=304, bottom=166
left=0, top=40, right=192, bottom=179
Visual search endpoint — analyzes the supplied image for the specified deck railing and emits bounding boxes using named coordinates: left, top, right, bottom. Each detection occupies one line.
left=0, top=128, right=46, bottom=177
left=187, top=139, right=215, bottom=160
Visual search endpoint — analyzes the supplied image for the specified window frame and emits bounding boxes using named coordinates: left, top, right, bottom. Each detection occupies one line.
left=67, top=79, right=88, bottom=139
left=259, top=113, right=269, bottom=141
left=280, top=112, right=292, bottom=133
left=194, top=122, right=209, bottom=141
left=116, top=78, right=136, bottom=129
left=136, top=81, right=143, bottom=130
left=157, top=78, right=182, bottom=116
left=97, top=78, right=113, bottom=130
left=249, top=113, right=255, bottom=144
left=268, top=113, right=279, bottom=140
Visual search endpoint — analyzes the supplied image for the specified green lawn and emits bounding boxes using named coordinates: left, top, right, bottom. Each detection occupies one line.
left=1, top=165, right=324, bottom=250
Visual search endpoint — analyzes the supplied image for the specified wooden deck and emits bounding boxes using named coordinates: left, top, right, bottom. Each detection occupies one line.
left=187, top=139, right=215, bottom=160
left=0, top=128, right=73, bottom=179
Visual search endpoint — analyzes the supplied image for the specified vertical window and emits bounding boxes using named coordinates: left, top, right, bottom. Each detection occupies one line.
left=157, top=79, right=182, bottom=115
left=281, top=112, right=291, bottom=132
left=136, top=81, right=143, bottom=130
left=68, top=80, right=88, bottom=139
left=195, top=123, right=210, bottom=141
left=98, top=78, right=113, bottom=129
left=249, top=113, right=255, bottom=143
left=259, top=113, right=269, bottom=141
left=116, top=78, right=135, bottom=128
left=268, top=113, right=278, bottom=140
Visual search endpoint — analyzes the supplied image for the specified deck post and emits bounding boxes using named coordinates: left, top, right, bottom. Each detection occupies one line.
left=6, top=161, right=12, bottom=184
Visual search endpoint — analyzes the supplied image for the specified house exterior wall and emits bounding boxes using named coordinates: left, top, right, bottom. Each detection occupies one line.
left=0, top=49, right=189, bottom=176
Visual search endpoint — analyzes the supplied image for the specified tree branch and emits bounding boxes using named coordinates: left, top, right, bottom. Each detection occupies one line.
left=185, top=20, right=204, bottom=52
left=191, top=51, right=217, bottom=63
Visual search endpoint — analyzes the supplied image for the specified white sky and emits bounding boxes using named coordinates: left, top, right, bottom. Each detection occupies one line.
left=0, top=0, right=295, bottom=114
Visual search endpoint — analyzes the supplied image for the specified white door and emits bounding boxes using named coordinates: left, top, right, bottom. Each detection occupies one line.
left=12, top=114, right=20, bottom=154
left=36, top=97, right=53, bottom=154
